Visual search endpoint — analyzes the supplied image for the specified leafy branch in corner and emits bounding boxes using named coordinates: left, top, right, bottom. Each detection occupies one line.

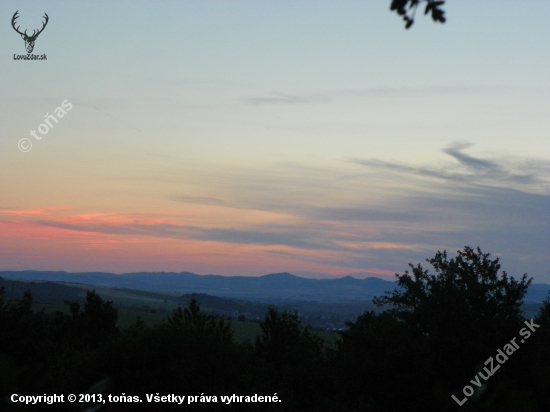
left=390, top=0, right=446, bottom=29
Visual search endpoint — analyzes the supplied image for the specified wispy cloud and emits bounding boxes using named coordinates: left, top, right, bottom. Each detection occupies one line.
left=243, top=92, right=329, bottom=105
left=352, top=142, right=549, bottom=194
left=172, top=195, right=225, bottom=205
left=1, top=145, right=548, bottom=279
left=443, top=141, right=500, bottom=171
left=242, top=86, right=508, bottom=106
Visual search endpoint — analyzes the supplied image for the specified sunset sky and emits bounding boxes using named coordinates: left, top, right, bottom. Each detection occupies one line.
left=1, top=1, right=549, bottom=282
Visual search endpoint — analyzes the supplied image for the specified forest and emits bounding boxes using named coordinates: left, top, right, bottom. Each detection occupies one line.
left=2, top=247, right=549, bottom=411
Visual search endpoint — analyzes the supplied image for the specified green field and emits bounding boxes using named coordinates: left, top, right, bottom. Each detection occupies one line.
left=11, top=277, right=342, bottom=348
left=31, top=301, right=339, bottom=347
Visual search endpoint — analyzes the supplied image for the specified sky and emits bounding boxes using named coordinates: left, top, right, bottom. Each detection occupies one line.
left=0, top=1, right=549, bottom=282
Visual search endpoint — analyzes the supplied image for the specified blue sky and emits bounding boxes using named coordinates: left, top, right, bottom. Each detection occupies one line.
left=0, top=1, right=549, bottom=281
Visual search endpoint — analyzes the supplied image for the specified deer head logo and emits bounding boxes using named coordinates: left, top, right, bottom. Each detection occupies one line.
left=11, top=11, right=49, bottom=54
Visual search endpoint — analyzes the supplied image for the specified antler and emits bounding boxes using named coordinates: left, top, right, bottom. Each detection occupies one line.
left=11, top=11, right=27, bottom=37
left=11, top=11, right=49, bottom=40
left=29, top=13, right=49, bottom=39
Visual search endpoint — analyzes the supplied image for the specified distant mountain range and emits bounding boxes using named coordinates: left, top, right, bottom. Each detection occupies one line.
left=1, top=270, right=548, bottom=304
left=0, top=270, right=395, bottom=302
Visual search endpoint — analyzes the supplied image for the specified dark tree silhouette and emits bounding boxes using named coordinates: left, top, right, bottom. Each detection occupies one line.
left=65, top=290, right=118, bottom=349
left=390, top=0, right=446, bottom=29
left=256, top=307, right=324, bottom=368
left=255, top=307, right=326, bottom=409
left=100, top=296, right=241, bottom=410
left=372, top=246, right=532, bottom=408
left=168, top=296, right=232, bottom=340
left=337, top=247, right=535, bottom=410
left=336, top=310, right=435, bottom=411
left=527, top=292, right=550, bottom=409
left=2, top=250, right=547, bottom=411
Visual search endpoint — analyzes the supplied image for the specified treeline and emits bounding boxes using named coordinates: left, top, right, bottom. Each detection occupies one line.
left=1, top=247, right=550, bottom=411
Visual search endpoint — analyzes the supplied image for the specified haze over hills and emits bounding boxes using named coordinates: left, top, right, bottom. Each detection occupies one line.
left=0, top=270, right=396, bottom=302
left=1, top=270, right=549, bottom=304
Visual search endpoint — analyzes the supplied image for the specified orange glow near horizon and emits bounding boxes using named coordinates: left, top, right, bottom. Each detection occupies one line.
left=0, top=206, right=398, bottom=278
